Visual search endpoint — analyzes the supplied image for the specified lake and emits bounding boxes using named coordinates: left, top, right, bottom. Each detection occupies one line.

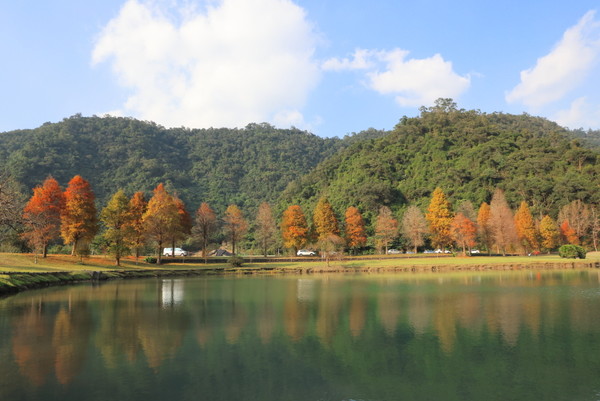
left=1, top=270, right=600, bottom=401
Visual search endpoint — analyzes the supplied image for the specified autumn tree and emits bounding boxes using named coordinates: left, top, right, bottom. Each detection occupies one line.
left=560, top=220, right=578, bottom=245
left=0, top=172, right=25, bottom=234
left=477, top=202, right=493, bottom=255
left=425, top=187, right=453, bottom=250
left=344, top=206, right=367, bottom=253
left=127, top=191, right=147, bottom=263
left=168, top=196, right=192, bottom=256
left=223, top=205, right=248, bottom=255
left=401, top=205, right=428, bottom=253
left=255, top=202, right=277, bottom=257
left=313, top=197, right=339, bottom=240
left=488, top=188, right=517, bottom=256
left=539, top=215, right=559, bottom=253
left=375, top=206, right=398, bottom=254
left=558, top=200, right=590, bottom=245
left=100, top=189, right=132, bottom=266
left=22, top=176, right=64, bottom=259
left=451, top=212, right=477, bottom=256
left=143, top=183, right=179, bottom=265
left=590, top=207, right=600, bottom=251
left=514, top=201, right=538, bottom=254
left=281, top=205, right=309, bottom=254
left=60, top=175, right=98, bottom=258
left=193, top=202, right=218, bottom=260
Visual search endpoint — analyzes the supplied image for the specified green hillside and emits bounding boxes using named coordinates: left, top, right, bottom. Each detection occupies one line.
left=0, top=116, right=353, bottom=213
left=281, top=100, right=600, bottom=221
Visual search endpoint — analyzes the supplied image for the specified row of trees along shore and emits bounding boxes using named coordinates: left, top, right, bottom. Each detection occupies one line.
left=17, top=174, right=600, bottom=265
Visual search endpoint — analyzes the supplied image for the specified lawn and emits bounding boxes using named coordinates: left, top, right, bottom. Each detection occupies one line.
left=1, top=252, right=597, bottom=273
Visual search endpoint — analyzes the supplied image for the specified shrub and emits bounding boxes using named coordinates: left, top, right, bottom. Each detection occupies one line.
left=558, top=245, right=586, bottom=259
left=228, top=256, right=244, bottom=267
left=144, top=256, right=157, bottom=264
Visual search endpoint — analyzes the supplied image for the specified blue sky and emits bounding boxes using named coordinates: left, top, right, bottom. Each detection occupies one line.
left=1, top=0, right=600, bottom=137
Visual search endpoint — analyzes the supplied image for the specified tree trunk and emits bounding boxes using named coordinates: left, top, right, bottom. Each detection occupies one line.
left=43, top=243, right=48, bottom=258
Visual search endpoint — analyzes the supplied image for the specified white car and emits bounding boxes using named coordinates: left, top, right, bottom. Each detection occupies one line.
left=434, top=249, right=451, bottom=254
left=297, top=249, right=316, bottom=256
left=470, top=249, right=481, bottom=254
left=163, top=248, right=188, bottom=257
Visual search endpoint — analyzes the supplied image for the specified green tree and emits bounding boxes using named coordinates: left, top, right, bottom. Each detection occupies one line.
left=100, top=189, right=132, bottom=266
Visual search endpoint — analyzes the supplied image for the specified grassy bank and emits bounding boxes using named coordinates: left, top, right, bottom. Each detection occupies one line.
left=1, top=252, right=599, bottom=295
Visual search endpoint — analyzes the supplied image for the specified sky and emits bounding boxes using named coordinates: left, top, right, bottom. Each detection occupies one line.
left=1, top=0, right=600, bottom=138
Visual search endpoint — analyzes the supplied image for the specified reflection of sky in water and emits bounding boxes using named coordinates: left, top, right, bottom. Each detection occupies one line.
left=161, top=279, right=184, bottom=308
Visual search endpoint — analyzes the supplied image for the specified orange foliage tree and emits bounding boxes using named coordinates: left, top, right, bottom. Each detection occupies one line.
left=344, top=206, right=367, bottom=253
left=313, top=197, right=339, bottom=240
left=143, top=183, right=179, bottom=264
left=477, top=202, right=493, bottom=255
left=193, top=202, right=217, bottom=259
left=281, top=205, right=308, bottom=254
left=223, top=205, right=248, bottom=255
left=560, top=220, right=579, bottom=245
left=127, top=191, right=147, bottom=263
left=375, top=206, right=398, bottom=254
left=60, top=175, right=98, bottom=257
left=514, top=201, right=538, bottom=254
left=22, top=176, right=64, bottom=259
left=169, top=196, right=192, bottom=255
left=450, top=212, right=477, bottom=256
left=489, top=188, right=517, bottom=256
left=426, top=187, right=453, bottom=250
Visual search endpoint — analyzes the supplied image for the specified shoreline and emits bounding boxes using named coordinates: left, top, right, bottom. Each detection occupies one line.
left=1, top=258, right=599, bottom=297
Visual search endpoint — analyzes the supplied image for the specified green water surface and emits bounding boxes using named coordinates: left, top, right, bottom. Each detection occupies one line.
left=1, top=270, right=599, bottom=401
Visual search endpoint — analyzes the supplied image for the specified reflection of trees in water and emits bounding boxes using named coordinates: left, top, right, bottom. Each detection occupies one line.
left=11, top=299, right=54, bottom=387
left=4, top=271, right=600, bottom=392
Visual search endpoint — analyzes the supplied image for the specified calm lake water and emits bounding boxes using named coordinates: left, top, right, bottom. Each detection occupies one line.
left=1, top=270, right=600, bottom=401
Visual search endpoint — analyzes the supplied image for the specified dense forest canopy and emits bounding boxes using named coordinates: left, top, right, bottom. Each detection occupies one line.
left=0, top=116, right=379, bottom=214
left=281, top=100, right=600, bottom=222
left=0, top=101, right=598, bottom=226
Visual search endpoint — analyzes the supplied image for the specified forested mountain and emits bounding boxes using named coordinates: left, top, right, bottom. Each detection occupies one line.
left=0, top=116, right=346, bottom=213
left=281, top=100, right=600, bottom=222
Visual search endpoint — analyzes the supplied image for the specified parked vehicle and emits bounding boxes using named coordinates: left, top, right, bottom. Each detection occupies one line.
left=434, top=249, right=451, bottom=254
left=470, top=249, right=481, bottom=254
left=163, top=247, right=188, bottom=257
left=297, top=249, right=316, bottom=256
left=387, top=249, right=401, bottom=254
left=423, top=249, right=435, bottom=254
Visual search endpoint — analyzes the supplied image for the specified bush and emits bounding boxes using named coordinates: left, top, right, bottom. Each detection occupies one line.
left=144, top=256, right=157, bottom=264
left=558, top=245, right=586, bottom=259
left=228, top=256, right=244, bottom=267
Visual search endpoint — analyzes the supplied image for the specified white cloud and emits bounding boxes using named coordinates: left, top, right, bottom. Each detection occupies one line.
left=323, top=48, right=470, bottom=107
left=553, top=97, right=600, bottom=129
left=92, top=0, right=320, bottom=129
left=506, top=10, right=600, bottom=109
left=322, top=49, right=375, bottom=71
